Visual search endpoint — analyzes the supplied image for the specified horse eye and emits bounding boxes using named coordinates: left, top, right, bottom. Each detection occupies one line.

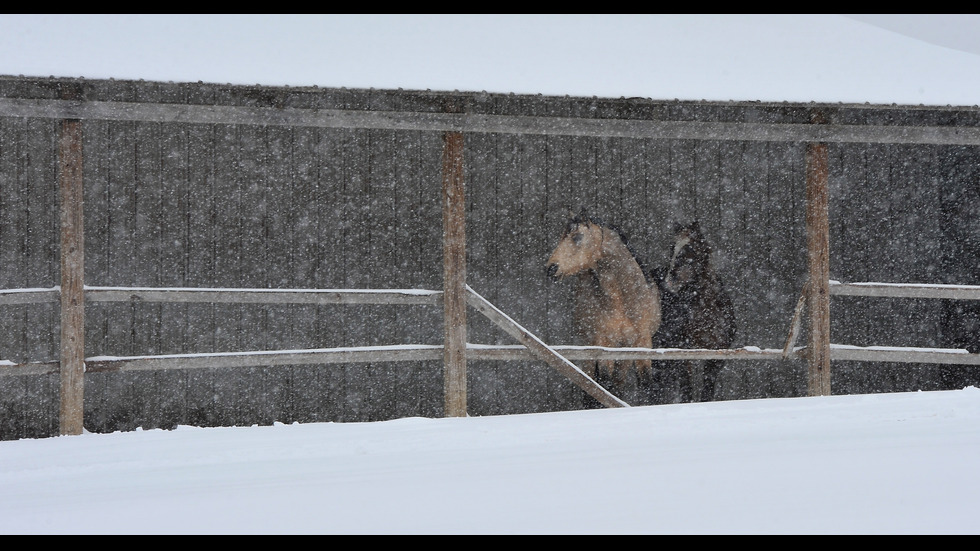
left=572, top=233, right=583, bottom=244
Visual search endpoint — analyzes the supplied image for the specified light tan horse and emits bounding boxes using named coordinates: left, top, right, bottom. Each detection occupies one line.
left=546, top=211, right=662, bottom=387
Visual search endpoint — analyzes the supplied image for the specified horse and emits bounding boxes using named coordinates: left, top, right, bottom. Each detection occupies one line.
left=652, top=221, right=737, bottom=403
left=546, top=210, right=662, bottom=396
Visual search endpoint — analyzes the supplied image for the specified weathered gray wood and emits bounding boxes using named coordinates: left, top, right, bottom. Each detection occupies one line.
left=467, top=345, right=799, bottom=362
left=4, top=287, right=443, bottom=305
left=3, top=97, right=980, bottom=144
left=0, top=361, right=61, bottom=377
left=0, top=288, right=60, bottom=304
left=83, top=346, right=444, bottom=373
left=470, top=345, right=980, bottom=366
left=465, top=285, right=629, bottom=409
left=13, top=343, right=980, bottom=380
left=442, top=130, right=467, bottom=417
left=58, top=118, right=85, bottom=435
left=0, top=344, right=798, bottom=379
left=830, top=281, right=980, bottom=300
left=84, top=287, right=443, bottom=304
left=828, top=346, right=980, bottom=365
left=783, top=282, right=809, bottom=358
left=806, top=142, right=831, bottom=397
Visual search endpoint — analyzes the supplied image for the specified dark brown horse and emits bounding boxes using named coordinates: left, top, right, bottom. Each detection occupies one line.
left=653, top=221, right=736, bottom=402
left=546, top=211, right=662, bottom=391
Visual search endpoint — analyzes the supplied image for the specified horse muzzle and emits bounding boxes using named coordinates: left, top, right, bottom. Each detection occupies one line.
left=546, top=263, right=561, bottom=281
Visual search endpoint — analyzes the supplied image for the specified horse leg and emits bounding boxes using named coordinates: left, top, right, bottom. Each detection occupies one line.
left=598, top=358, right=617, bottom=383
left=631, top=331, right=653, bottom=404
left=642, top=359, right=669, bottom=404
left=576, top=359, right=607, bottom=410
left=678, top=360, right=697, bottom=403
left=701, top=359, right=724, bottom=402
left=633, top=353, right=653, bottom=384
left=590, top=332, right=618, bottom=387
left=632, top=358, right=652, bottom=405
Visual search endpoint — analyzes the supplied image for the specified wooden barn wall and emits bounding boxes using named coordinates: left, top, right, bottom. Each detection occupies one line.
left=1, top=78, right=979, bottom=439
left=829, top=142, right=980, bottom=395
left=0, top=116, right=61, bottom=438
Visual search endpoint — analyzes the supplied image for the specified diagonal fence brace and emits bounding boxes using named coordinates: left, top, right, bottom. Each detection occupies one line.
left=464, top=285, right=629, bottom=408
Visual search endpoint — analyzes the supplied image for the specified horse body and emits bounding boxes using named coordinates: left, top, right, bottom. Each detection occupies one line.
left=547, top=212, right=661, bottom=387
left=655, top=221, right=736, bottom=402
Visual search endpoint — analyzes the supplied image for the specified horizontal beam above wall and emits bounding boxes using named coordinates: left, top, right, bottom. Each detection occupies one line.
left=2, top=97, right=980, bottom=145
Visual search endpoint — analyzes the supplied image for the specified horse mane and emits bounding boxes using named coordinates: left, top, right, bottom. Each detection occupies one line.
left=567, top=210, right=652, bottom=280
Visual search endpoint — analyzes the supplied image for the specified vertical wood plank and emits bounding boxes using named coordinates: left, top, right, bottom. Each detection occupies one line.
left=210, top=122, right=243, bottom=427
left=806, top=141, right=831, bottom=397
left=313, top=127, right=347, bottom=422
left=442, top=129, right=466, bottom=417
left=288, top=125, right=321, bottom=423
left=59, top=118, right=85, bottom=435
left=463, top=131, right=500, bottom=416
left=370, top=127, right=399, bottom=420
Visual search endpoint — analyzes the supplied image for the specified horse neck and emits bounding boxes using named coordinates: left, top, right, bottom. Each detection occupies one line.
left=679, top=256, right=724, bottom=297
left=593, top=230, right=648, bottom=294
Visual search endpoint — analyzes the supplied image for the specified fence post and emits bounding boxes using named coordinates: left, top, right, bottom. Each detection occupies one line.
left=58, top=116, right=85, bottom=435
left=805, top=136, right=831, bottom=396
left=442, top=100, right=467, bottom=417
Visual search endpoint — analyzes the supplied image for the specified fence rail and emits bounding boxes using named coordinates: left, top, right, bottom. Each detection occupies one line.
left=6, top=340, right=980, bottom=378
left=1, top=286, right=443, bottom=305
left=7, top=280, right=980, bottom=377
left=830, top=281, right=980, bottom=300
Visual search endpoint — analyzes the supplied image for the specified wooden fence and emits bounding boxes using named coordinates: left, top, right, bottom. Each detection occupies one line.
left=2, top=77, right=980, bottom=438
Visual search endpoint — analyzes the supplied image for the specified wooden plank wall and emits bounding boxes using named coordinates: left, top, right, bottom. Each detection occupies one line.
left=0, top=115, right=60, bottom=438
left=2, top=77, right=980, bottom=439
left=829, top=140, right=980, bottom=395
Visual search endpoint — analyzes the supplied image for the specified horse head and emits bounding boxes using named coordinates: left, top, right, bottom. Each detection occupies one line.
left=546, top=209, right=608, bottom=280
left=663, top=220, right=713, bottom=294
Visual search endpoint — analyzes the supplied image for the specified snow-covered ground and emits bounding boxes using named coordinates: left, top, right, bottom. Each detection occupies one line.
left=2, top=15, right=980, bottom=534
left=1, top=388, right=978, bottom=535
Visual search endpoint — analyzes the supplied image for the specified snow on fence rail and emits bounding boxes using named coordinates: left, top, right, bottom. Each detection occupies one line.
left=829, top=280, right=980, bottom=300
left=0, top=286, right=443, bottom=305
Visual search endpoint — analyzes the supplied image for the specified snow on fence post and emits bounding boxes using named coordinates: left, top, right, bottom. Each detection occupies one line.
left=442, top=99, right=467, bottom=417
left=58, top=105, right=85, bottom=435
left=805, top=114, right=832, bottom=397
